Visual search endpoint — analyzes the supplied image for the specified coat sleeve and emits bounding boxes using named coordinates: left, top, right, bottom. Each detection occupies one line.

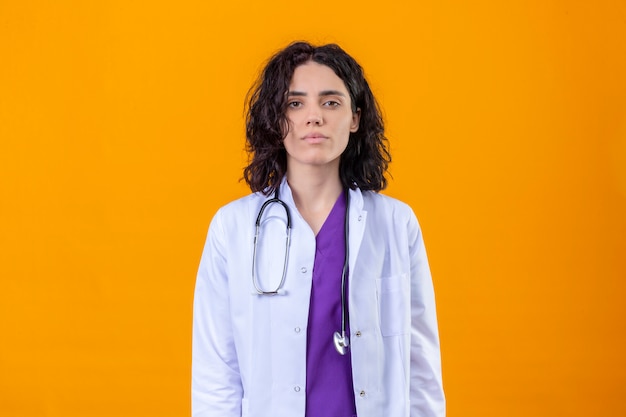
left=192, top=208, right=243, bottom=417
left=408, top=211, right=446, bottom=417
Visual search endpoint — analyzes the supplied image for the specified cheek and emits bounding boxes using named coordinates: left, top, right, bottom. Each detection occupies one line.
left=341, top=118, right=356, bottom=135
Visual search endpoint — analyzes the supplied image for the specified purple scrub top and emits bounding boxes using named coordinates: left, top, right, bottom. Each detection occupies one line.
left=305, top=192, right=357, bottom=417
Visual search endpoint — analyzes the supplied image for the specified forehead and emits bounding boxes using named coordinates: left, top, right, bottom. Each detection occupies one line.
left=289, top=61, right=348, bottom=93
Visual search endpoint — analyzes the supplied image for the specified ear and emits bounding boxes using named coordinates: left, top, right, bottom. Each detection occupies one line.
left=350, top=108, right=361, bottom=132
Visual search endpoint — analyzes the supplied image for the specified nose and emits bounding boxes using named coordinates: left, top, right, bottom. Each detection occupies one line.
left=306, top=109, right=323, bottom=126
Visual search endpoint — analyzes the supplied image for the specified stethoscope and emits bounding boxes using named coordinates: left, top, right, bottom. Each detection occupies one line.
left=252, top=188, right=351, bottom=355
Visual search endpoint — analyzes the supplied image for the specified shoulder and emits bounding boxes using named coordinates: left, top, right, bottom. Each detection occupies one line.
left=217, top=191, right=273, bottom=215
left=209, top=192, right=266, bottom=233
left=361, top=191, right=416, bottom=222
left=217, top=192, right=261, bottom=214
left=360, top=191, right=422, bottom=244
left=361, top=192, right=426, bottom=254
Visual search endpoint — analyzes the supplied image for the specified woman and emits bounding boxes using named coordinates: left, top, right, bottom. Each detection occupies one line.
left=192, top=41, right=445, bottom=417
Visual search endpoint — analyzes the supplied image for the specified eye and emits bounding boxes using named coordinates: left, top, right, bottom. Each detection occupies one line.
left=323, top=100, right=340, bottom=107
left=287, top=101, right=302, bottom=108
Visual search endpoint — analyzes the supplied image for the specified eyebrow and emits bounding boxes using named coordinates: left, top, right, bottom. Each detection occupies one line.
left=287, top=90, right=346, bottom=97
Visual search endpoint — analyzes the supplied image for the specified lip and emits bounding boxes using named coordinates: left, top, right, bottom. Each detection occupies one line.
left=302, top=132, right=328, bottom=142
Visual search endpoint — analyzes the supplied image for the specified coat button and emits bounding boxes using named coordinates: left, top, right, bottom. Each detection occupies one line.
left=294, top=386, right=301, bottom=392
left=300, top=267, right=307, bottom=273
left=358, top=215, right=362, bottom=221
left=359, top=390, right=366, bottom=397
left=355, top=331, right=362, bottom=337
left=294, top=327, right=301, bottom=333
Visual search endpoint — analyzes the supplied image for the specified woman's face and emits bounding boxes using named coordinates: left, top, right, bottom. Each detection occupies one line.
left=283, top=61, right=360, bottom=173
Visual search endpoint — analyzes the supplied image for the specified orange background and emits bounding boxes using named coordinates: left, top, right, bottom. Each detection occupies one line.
left=1, top=1, right=625, bottom=416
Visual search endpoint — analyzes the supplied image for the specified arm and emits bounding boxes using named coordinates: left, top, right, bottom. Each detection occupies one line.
left=408, top=212, right=446, bottom=417
left=192, top=209, right=243, bottom=417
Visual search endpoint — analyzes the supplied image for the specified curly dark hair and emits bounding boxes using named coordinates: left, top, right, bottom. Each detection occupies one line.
left=243, top=41, right=391, bottom=195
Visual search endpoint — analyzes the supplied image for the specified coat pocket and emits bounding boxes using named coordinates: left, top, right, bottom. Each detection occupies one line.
left=376, top=273, right=410, bottom=337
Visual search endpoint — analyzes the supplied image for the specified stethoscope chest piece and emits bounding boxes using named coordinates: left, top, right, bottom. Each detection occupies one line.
left=333, top=331, right=349, bottom=355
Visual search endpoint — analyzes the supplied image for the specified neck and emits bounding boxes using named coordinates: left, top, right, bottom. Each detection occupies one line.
left=286, top=165, right=343, bottom=235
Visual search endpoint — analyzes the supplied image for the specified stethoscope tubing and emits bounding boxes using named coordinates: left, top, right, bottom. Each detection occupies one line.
left=251, top=187, right=350, bottom=355
left=252, top=191, right=292, bottom=296
left=337, top=190, right=350, bottom=352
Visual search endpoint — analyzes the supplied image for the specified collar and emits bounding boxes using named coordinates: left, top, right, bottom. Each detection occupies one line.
left=277, top=176, right=365, bottom=213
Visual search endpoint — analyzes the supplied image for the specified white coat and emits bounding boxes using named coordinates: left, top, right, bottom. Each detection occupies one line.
left=192, top=180, right=445, bottom=417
